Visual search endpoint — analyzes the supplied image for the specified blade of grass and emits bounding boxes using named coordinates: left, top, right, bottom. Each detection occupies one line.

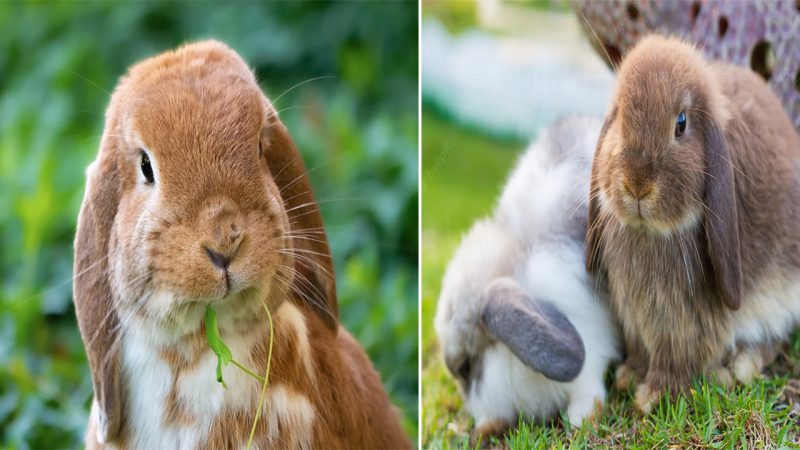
left=205, top=307, right=233, bottom=388
left=247, top=301, right=275, bottom=450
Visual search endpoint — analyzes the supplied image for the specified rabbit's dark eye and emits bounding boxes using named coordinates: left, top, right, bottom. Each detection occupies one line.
left=675, top=111, right=687, bottom=137
left=457, top=359, right=471, bottom=380
left=140, top=151, right=154, bottom=184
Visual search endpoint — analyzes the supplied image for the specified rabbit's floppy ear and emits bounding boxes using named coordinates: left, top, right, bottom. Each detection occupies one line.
left=73, top=132, right=123, bottom=443
left=586, top=104, right=616, bottom=273
left=262, top=114, right=339, bottom=332
left=703, top=118, right=742, bottom=310
left=480, top=278, right=585, bottom=382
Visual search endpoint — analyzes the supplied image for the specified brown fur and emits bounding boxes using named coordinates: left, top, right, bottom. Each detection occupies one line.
left=199, top=301, right=408, bottom=449
left=586, top=35, right=800, bottom=408
left=74, top=40, right=409, bottom=448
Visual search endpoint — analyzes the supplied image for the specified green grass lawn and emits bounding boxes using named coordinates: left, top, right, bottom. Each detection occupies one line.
left=420, top=107, right=800, bottom=449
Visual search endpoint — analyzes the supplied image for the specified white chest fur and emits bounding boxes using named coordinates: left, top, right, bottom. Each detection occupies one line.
left=120, top=324, right=256, bottom=450
left=119, top=302, right=317, bottom=450
left=734, top=273, right=800, bottom=345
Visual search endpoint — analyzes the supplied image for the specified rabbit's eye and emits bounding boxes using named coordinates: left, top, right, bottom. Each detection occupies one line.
left=258, top=140, right=263, bottom=159
left=140, top=151, right=154, bottom=184
left=675, top=111, right=687, bottom=137
left=457, top=359, right=471, bottom=380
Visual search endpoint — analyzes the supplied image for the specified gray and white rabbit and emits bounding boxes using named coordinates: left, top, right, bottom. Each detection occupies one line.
left=434, top=116, right=621, bottom=437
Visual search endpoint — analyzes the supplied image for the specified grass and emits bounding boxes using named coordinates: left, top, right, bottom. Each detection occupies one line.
left=420, top=106, right=800, bottom=449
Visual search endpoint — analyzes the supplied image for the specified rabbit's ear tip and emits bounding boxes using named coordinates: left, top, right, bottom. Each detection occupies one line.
left=97, top=412, right=109, bottom=443
left=91, top=401, right=114, bottom=444
left=84, top=160, right=98, bottom=179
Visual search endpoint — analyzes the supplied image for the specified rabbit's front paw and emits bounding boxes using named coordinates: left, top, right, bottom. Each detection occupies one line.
left=614, top=362, right=642, bottom=390
left=566, top=396, right=603, bottom=427
left=634, top=383, right=660, bottom=414
left=470, top=419, right=511, bottom=448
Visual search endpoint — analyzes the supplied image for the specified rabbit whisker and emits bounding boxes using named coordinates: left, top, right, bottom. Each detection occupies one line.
left=274, top=264, right=336, bottom=323
left=268, top=151, right=304, bottom=186
left=281, top=232, right=329, bottom=242
left=275, top=105, right=315, bottom=116
left=276, top=251, right=335, bottom=281
left=677, top=229, right=693, bottom=294
left=576, top=9, right=619, bottom=73
left=1, top=255, right=111, bottom=312
left=98, top=288, right=155, bottom=373
left=268, top=75, right=335, bottom=108
left=276, top=153, right=351, bottom=197
left=67, top=69, right=111, bottom=95
left=281, top=236, right=329, bottom=247
left=283, top=195, right=368, bottom=215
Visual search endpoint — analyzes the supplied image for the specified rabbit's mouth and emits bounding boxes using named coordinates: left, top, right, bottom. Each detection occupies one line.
left=612, top=179, right=659, bottom=223
left=607, top=180, right=701, bottom=235
left=127, top=285, right=274, bottom=345
left=612, top=203, right=701, bottom=236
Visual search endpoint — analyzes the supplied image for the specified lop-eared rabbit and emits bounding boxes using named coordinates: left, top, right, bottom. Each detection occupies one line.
left=586, top=35, right=800, bottom=412
left=73, top=40, right=410, bottom=449
left=435, top=117, right=621, bottom=438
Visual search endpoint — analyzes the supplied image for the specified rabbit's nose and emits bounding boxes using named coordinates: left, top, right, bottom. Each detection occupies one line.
left=198, top=197, right=245, bottom=269
left=212, top=220, right=243, bottom=250
left=623, top=179, right=653, bottom=200
left=206, top=223, right=243, bottom=270
left=205, top=247, right=233, bottom=270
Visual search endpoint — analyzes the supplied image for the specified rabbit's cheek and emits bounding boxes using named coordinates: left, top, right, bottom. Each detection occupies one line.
left=111, top=203, right=157, bottom=302
left=228, top=211, right=291, bottom=288
left=144, top=222, right=223, bottom=300
left=642, top=168, right=704, bottom=232
left=225, top=236, right=290, bottom=305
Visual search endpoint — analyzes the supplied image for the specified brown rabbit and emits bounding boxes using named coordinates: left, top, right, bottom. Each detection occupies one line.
left=586, top=35, right=800, bottom=412
left=73, top=40, right=410, bottom=449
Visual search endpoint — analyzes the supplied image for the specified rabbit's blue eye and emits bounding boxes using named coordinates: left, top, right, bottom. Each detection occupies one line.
left=141, top=151, right=154, bottom=184
left=675, top=111, right=687, bottom=137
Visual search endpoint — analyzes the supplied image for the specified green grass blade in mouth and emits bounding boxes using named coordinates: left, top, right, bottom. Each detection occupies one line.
left=205, top=306, right=233, bottom=388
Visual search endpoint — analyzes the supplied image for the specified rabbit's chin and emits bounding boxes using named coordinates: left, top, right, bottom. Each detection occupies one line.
left=124, top=285, right=278, bottom=346
left=617, top=212, right=701, bottom=237
left=601, top=186, right=701, bottom=236
left=608, top=200, right=701, bottom=236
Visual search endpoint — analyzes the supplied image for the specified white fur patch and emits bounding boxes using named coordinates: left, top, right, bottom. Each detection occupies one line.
left=259, top=385, right=316, bottom=450
left=178, top=334, right=259, bottom=416
left=85, top=160, right=98, bottom=180
left=733, top=273, right=800, bottom=345
left=274, top=302, right=314, bottom=379
left=122, top=325, right=261, bottom=449
left=467, top=344, right=561, bottom=426
left=122, top=325, right=192, bottom=450
left=119, top=298, right=317, bottom=449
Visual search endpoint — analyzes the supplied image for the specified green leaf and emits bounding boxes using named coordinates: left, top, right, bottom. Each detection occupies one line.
left=204, top=306, right=232, bottom=388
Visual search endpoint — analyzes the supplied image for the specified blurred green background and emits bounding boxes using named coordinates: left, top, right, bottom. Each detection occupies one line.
left=0, top=2, right=418, bottom=448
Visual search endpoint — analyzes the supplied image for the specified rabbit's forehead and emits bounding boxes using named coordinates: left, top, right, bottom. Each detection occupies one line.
left=130, top=82, right=265, bottom=149
left=617, top=71, right=697, bottom=149
left=616, top=41, right=707, bottom=131
left=619, top=70, right=680, bottom=111
left=121, top=82, right=276, bottom=205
